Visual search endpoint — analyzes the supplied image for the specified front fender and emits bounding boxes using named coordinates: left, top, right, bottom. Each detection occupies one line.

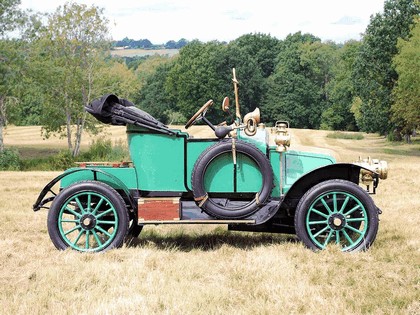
left=33, top=168, right=137, bottom=212
left=282, top=163, right=380, bottom=207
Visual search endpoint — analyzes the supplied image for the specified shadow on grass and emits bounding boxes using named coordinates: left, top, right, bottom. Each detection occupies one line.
left=125, top=230, right=298, bottom=252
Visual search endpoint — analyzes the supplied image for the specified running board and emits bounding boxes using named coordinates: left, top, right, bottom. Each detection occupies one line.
left=138, top=219, right=256, bottom=225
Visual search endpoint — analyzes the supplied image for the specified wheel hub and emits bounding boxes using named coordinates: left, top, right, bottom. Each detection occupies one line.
left=328, top=213, right=346, bottom=230
left=80, top=214, right=97, bottom=230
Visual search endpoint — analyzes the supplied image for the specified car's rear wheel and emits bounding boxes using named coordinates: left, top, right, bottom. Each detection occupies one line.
left=294, top=179, right=379, bottom=252
left=47, top=181, right=129, bottom=252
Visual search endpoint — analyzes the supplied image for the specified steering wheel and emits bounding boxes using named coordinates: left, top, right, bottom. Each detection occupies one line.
left=185, top=99, right=214, bottom=129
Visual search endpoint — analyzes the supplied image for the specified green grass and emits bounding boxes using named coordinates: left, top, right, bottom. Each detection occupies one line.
left=382, top=147, right=420, bottom=156
left=327, top=131, right=365, bottom=140
left=380, top=135, right=420, bottom=157
left=13, top=146, right=60, bottom=160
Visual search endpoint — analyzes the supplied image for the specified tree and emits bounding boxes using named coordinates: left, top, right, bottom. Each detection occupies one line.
left=391, top=18, right=420, bottom=142
left=134, top=54, right=172, bottom=89
left=230, top=33, right=281, bottom=78
left=0, top=41, right=16, bottom=153
left=131, top=55, right=174, bottom=121
left=0, top=0, right=23, bottom=37
left=162, top=37, right=276, bottom=125
left=321, top=40, right=361, bottom=131
left=5, top=12, right=46, bottom=127
left=137, top=61, right=179, bottom=124
left=92, top=58, right=140, bottom=100
left=176, top=38, right=188, bottom=49
left=263, top=32, right=332, bottom=129
left=0, top=0, right=23, bottom=153
left=353, top=0, right=420, bottom=135
left=114, top=36, right=131, bottom=47
left=135, top=39, right=152, bottom=49
left=300, top=40, right=339, bottom=127
left=27, top=2, right=137, bottom=156
left=138, top=37, right=271, bottom=125
left=166, top=40, right=231, bottom=124
left=224, top=46, right=264, bottom=116
left=165, top=40, right=177, bottom=49
left=33, top=2, right=111, bottom=156
left=227, top=33, right=281, bottom=116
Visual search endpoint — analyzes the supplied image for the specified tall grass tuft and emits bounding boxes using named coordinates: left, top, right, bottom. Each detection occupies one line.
left=327, top=131, right=364, bottom=140
left=80, top=137, right=130, bottom=162
left=0, top=148, right=21, bottom=170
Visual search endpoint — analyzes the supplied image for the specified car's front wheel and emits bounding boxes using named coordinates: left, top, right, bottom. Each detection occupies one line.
left=294, top=179, right=379, bottom=252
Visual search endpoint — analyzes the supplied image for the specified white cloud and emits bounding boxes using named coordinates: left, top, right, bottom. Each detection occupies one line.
left=20, top=0, right=385, bottom=43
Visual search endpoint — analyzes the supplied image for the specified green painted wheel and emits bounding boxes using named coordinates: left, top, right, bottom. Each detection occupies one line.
left=48, top=181, right=129, bottom=252
left=294, top=179, right=379, bottom=252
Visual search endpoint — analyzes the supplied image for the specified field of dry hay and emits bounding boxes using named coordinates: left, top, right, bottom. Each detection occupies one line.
left=1, top=126, right=419, bottom=314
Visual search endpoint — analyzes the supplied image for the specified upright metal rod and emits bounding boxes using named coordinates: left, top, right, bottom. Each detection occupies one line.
left=232, top=68, right=241, bottom=122
left=279, top=152, right=283, bottom=196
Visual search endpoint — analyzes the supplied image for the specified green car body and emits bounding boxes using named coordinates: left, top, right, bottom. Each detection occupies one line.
left=59, top=125, right=335, bottom=195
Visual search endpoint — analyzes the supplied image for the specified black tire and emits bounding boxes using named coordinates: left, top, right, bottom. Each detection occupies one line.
left=127, top=220, right=143, bottom=238
left=192, top=139, right=274, bottom=218
left=294, top=179, right=379, bottom=252
left=47, top=181, right=129, bottom=252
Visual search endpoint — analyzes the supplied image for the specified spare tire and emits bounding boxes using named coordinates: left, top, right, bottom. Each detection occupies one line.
left=191, top=139, right=274, bottom=219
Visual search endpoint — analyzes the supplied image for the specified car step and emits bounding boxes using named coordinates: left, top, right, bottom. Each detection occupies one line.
left=138, top=219, right=256, bottom=225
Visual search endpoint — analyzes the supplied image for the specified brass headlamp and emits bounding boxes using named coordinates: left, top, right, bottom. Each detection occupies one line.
left=354, top=157, right=388, bottom=187
left=273, top=121, right=291, bottom=152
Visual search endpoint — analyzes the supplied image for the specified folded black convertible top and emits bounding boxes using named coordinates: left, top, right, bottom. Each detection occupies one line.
left=85, top=94, right=175, bottom=135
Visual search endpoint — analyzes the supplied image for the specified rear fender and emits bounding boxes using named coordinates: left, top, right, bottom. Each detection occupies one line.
left=281, top=163, right=379, bottom=209
left=33, top=168, right=136, bottom=212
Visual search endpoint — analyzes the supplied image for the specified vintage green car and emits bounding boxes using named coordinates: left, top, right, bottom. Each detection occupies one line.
left=33, top=69, right=388, bottom=253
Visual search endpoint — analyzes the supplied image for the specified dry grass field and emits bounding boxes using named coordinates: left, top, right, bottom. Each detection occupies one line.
left=1, top=125, right=419, bottom=314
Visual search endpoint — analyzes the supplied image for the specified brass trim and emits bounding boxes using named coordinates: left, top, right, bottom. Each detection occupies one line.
left=198, top=194, right=209, bottom=207
left=232, top=68, right=242, bottom=121
left=354, top=157, right=388, bottom=180
left=232, top=138, right=237, bottom=165
left=243, top=108, right=261, bottom=136
left=194, top=194, right=207, bottom=202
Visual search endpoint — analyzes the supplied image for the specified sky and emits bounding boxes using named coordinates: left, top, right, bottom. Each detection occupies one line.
left=19, top=0, right=385, bottom=44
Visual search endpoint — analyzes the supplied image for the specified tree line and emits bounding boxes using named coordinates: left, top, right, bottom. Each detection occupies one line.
left=0, top=0, right=419, bottom=158
left=112, top=37, right=189, bottom=50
